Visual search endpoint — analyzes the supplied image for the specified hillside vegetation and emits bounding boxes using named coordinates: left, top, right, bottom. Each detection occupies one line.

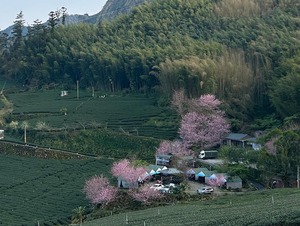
left=0, top=0, right=299, bottom=128
left=83, top=189, right=300, bottom=226
left=0, top=1, right=299, bottom=225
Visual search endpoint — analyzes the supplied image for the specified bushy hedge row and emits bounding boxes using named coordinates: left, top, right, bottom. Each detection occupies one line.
left=30, top=129, right=160, bottom=162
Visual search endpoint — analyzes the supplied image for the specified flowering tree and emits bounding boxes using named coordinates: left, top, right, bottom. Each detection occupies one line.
left=180, top=111, right=229, bottom=148
left=128, top=184, right=163, bottom=204
left=83, top=174, right=117, bottom=205
left=111, top=159, right=130, bottom=178
left=111, top=159, right=148, bottom=184
left=179, top=94, right=230, bottom=149
left=156, top=140, right=193, bottom=157
left=189, top=94, right=221, bottom=112
left=207, top=174, right=226, bottom=187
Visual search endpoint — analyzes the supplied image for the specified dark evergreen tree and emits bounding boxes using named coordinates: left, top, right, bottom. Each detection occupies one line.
left=61, top=7, right=68, bottom=25
left=48, top=11, right=59, bottom=31
left=11, top=11, right=25, bottom=52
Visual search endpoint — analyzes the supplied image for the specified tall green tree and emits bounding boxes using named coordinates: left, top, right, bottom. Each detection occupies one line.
left=270, top=73, right=300, bottom=119
left=11, top=11, right=25, bottom=52
left=259, top=128, right=300, bottom=187
left=61, top=7, right=68, bottom=25
left=47, top=10, right=59, bottom=31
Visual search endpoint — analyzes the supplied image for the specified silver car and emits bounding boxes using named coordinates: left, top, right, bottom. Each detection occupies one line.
left=197, top=186, right=214, bottom=194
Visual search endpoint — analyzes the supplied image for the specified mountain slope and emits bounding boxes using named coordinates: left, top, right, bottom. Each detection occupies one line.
left=1, top=0, right=149, bottom=34
left=98, top=0, right=153, bottom=21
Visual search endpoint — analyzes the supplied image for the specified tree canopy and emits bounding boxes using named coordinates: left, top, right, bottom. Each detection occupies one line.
left=0, top=0, right=299, bottom=125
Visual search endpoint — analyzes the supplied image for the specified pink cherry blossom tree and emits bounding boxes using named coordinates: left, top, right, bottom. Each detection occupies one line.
left=111, top=159, right=130, bottom=178
left=156, top=140, right=193, bottom=157
left=179, top=94, right=230, bottom=149
left=172, top=92, right=222, bottom=117
left=83, top=174, right=118, bottom=206
left=128, top=184, right=163, bottom=204
left=207, top=174, right=227, bottom=187
left=180, top=111, right=229, bottom=149
left=111, top=159, right=148, bottom=184
left=190, top=94, right=221, bottom=112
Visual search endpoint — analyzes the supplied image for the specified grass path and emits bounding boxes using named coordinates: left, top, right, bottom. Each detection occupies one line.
left=0, top=94, right=13, bottom=125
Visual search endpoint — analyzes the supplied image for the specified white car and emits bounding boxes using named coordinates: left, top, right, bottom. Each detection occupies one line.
left=159, top=183, right=177, bottom=193
left=197, top=186, right=214, bottom=194
left=159, top=185, right=172, bottom=193
left=150, top=183, right=164, bottom=191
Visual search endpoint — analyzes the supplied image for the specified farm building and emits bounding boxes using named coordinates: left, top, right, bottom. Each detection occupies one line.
left=160, top=168, right=184, bottom=184
left=222, top=133, right=252, bottom=148
left=245, top=137, right=261, bottom=150
left=208, top=173, right=228, bottom=186
left=117, top=177, right=139, bottom=189
left=155, top=154, right=173, bottom=166
left=186, top=168, right=217, bottom=183
left=226, top=176, right=242, bottom=189
left=160, top=168, right=183, bottom=176
left=222, top=133, right=261, bottom=150
left=177, top=155, right=195, bottom=167
left=146, top=164, right=167, bottom=176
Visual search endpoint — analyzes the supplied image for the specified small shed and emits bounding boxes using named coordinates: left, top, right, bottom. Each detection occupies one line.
left=186, top=167, right=214, bottom=183
left=160, top=168, right=184, bottom=184
left=146, top=164, right=167, bottom=175
left=160, top=168, right=183, bottom=176
left=0, top=130, right=4, bottom=139
left=207, top=173, right=228, bottom=186
left=155, top=154, right=172, bottom=166
left=117, top=177, right=138, bottom=189
left=245, top=137, right=261, bottom=150
left=226, top=176, right=242, bottom=190
left=178, top=155, right=195, bottom=167
left=222, top=133, right=253, bottom=148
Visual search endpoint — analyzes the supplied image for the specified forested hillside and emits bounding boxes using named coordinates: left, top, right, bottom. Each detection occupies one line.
left=0, top=0, right=299, bottom=128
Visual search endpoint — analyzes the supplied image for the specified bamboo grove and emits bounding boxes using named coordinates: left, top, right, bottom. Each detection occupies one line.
left=0, top=0, right=299, bottom=127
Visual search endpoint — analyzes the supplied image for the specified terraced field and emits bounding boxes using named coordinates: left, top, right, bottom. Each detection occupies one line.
left=83, top=189, right=300, bottom=226
left=0, top=153, right=114, bottom=226
left=6, top=89, right=178, bottom=140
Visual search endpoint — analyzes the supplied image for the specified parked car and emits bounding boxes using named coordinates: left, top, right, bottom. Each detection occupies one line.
left=159, top=185, right=172, bottom=193
left=150, top=183, right=164, bottom=191
left=197, top=186, right=214, bottom=194
left=160, top=183, right=177, bottom=193
left=168, top=183, right=176, bottom=188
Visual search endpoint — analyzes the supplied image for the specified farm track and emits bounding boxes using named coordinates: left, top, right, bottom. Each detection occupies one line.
left=0, top=139, right=105, bottom=159
left=0, top=94, right=13, bottom=124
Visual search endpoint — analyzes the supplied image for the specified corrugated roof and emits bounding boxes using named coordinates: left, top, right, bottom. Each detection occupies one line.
left=245, top=137, right=257, bottom=142
left=188, top=167, right=209, bottom=174
left=146, top=164, right=163, bottom=171
left=224, top=133, right=250, bottom=141
left=156, top=154, right=172, bottom=159
left=160, top=168, right=183, bottom=175
left=227, top=176, right=242, bottom=182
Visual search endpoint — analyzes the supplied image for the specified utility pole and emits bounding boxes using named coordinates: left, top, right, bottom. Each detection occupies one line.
left=77, top=80, right=79, bottom=100
left=297, top=166, right=299, bottom=189
left=24, top=125, right=27, bottom=144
